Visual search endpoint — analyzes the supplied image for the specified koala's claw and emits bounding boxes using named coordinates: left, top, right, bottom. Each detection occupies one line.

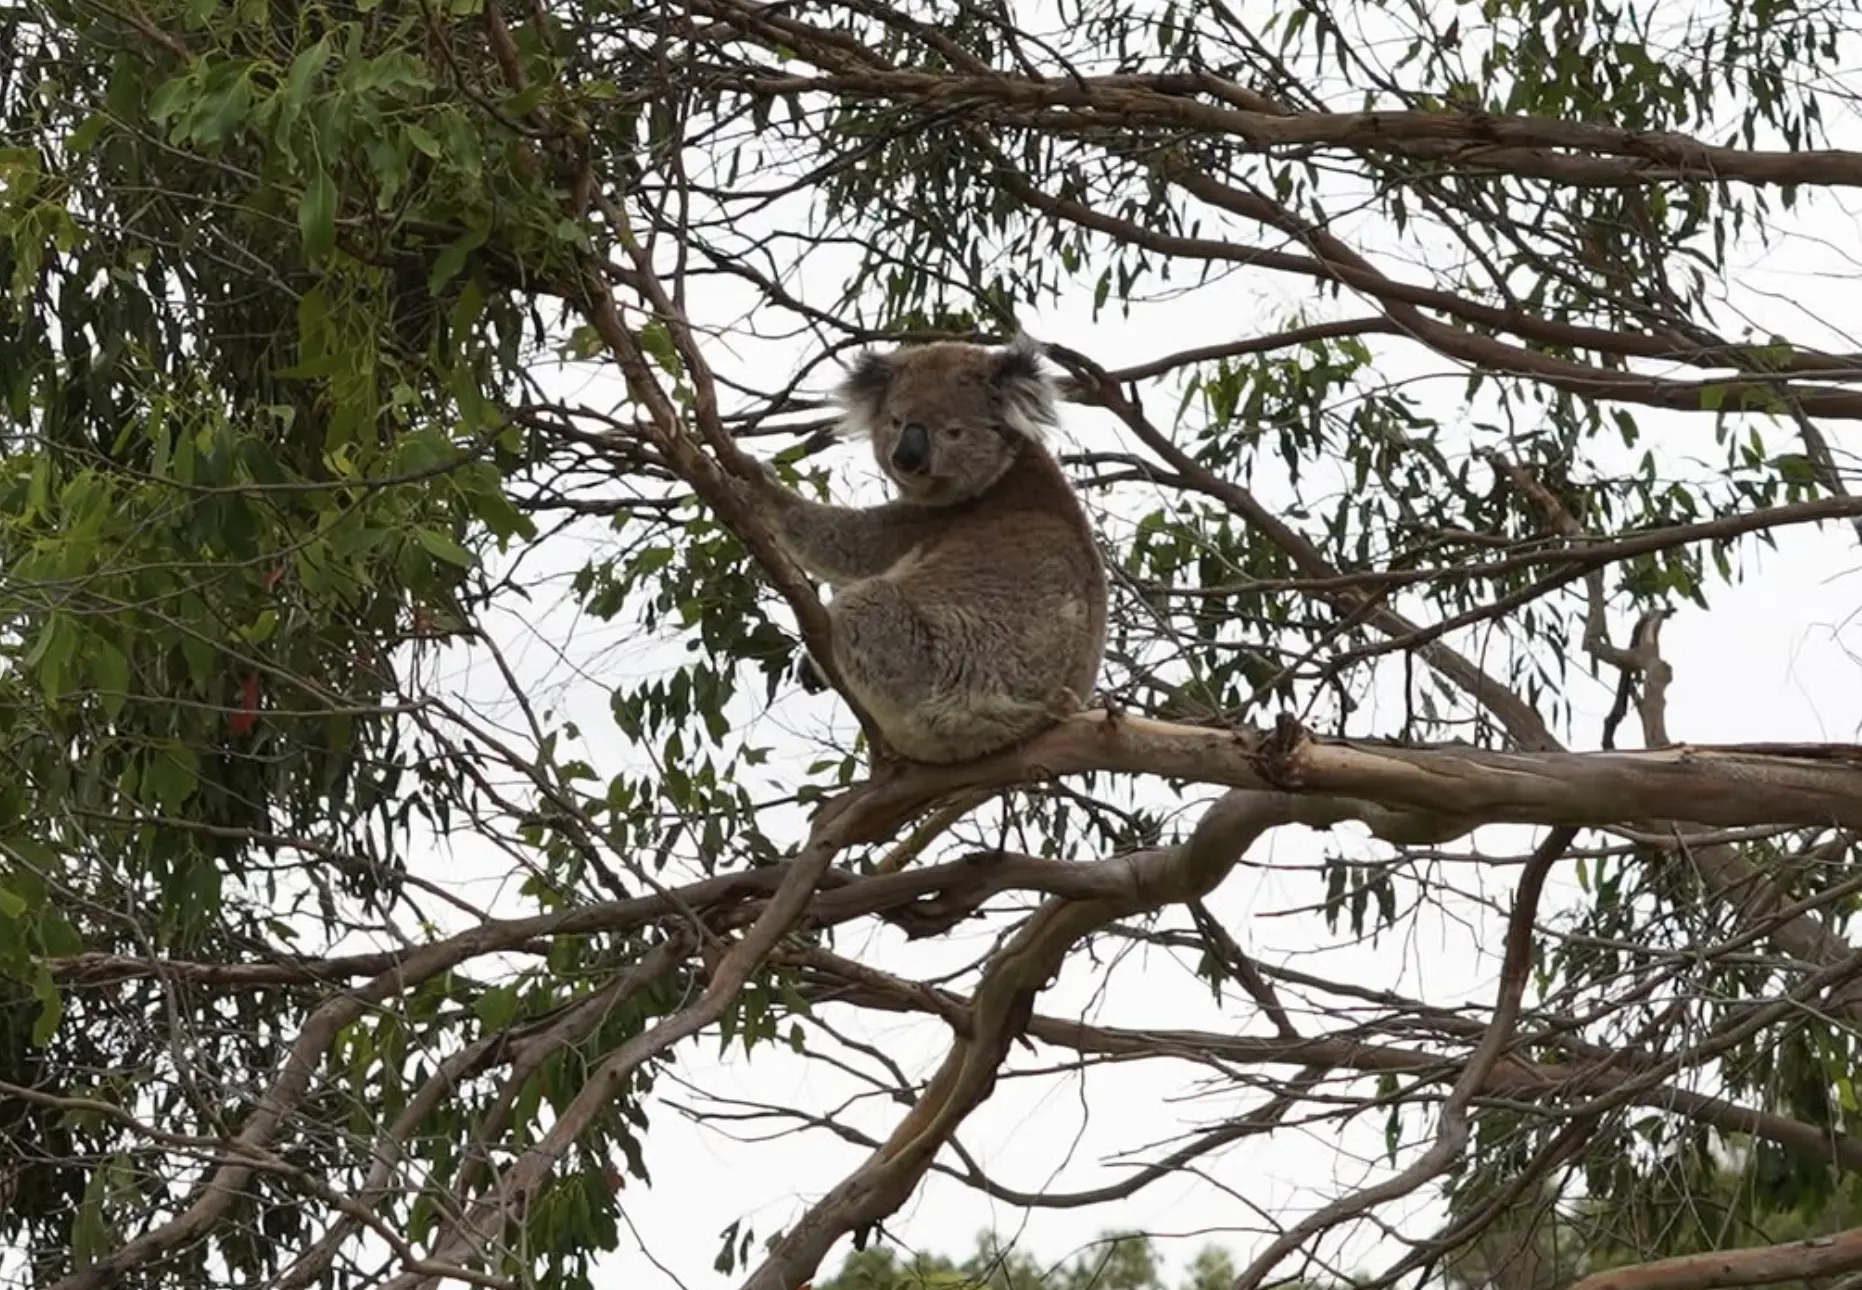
left=1045, top=686, right=1086, bottom=723
left=865, top=740, right=910, bottom=782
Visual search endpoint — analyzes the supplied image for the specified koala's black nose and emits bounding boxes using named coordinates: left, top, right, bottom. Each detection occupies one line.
left=890, top=422, right=932, bottom=474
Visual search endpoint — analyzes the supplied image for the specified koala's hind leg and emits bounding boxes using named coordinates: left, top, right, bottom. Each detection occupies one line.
left=828, top=581, right=1054, bottom=764
left=825, top=578, right=942, bottom=757
left=914, top=690, right=1054, bottom=763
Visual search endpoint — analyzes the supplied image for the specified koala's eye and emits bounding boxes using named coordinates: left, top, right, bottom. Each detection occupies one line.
left=941, top=425, right=965, bottom=439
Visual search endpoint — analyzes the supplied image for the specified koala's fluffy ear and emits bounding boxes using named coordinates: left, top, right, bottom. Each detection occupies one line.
left=990, top=332, right=1059, bottom=438
left=834, top=349, right=894, bottom=439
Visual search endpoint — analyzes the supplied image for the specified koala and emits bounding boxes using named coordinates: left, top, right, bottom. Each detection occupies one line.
left=745, top=335, right=1107, bottom=765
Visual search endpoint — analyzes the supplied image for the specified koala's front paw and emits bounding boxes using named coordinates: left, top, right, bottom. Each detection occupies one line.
left=728, top=454, right=782, bottom=507
left=795, top=651, right=831, bottom=694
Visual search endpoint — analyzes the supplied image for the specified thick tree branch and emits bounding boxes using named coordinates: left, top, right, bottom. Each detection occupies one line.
left=1563, top=1224, right=1862, bottom=1290
left=826, top=712, right=1862, bottom=848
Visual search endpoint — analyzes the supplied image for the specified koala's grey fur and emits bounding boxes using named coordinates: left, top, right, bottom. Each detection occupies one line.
left=746, top=335, right=1107, bottom=764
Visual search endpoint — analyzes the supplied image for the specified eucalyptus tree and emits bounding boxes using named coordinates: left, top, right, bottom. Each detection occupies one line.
left=2, top=3, right=1861, bottom=1290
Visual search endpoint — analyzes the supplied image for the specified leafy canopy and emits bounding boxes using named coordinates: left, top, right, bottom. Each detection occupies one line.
left=0, top=2, right=1860, bottom=1289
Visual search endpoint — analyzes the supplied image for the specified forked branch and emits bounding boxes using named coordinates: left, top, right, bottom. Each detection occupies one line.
left=742, top=787, right=1305, bottom=1290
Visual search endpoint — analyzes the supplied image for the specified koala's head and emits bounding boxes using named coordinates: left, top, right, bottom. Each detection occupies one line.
left=834, top=334, right=1058, bottom=504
